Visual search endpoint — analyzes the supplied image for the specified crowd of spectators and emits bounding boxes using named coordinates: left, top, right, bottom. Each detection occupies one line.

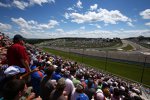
left=0, top=32, right=148, bottom=100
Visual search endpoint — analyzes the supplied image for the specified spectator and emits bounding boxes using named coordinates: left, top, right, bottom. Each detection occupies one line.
left=2, top=79, right=26, bottom=100
left=63, top=71, right=75, bottom=100
left=40, top=66, right=56, bottom=100
left=84, top=79, right=96, bottom=100
left=30, top=65, right=44, bottom=96
left=49, top=78, right=67, bottom=100
left=2, top=79, right=42, bottom=100
left=71, top=83, right=89, bottom=100
left=7, top=34, right=30, bottom=73
left=111, top=88, right=120, bottom=100
left=94, top=88, right=105, bottom=100
left=0, top=66, right=26, bottom=97
left=52, top=66, right=62, bottom=81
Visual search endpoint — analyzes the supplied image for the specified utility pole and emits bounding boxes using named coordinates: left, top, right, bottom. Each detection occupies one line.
left=141, top=56, right=147, bottom=83
left=82, top=47, right=84, bottom=63
left=105, top=51, right=108, bottom=71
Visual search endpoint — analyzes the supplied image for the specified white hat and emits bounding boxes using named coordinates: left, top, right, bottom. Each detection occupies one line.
left=4, top=66, right=25, bottom=76
left=53, top=65, right=58, bottom=69
left=96, top=89, right=105, bottom=100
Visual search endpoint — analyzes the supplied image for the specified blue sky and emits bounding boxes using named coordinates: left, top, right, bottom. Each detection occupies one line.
left=0, top=0, right=150, bottom=38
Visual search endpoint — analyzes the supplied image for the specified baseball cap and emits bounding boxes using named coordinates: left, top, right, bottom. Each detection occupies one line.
left=4, top=66, right=26, bottom=76
left=13, top=34, right=25, bottom=43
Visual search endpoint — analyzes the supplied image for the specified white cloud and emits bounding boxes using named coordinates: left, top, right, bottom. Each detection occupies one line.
left=67, top=7, right=74, bottom=11
left=10, top=18, right=59, bottom=38
left=64, top=13, right=70, bottom=19
left=7, top=28, right=150, bottom=39
left=76, top=0, right=83, bottom=8
left=0, top=22, right=12, bottom=31
left=0, top=2, right=11, bottom=7
left=127, top=22, right=134, bottom=27
left=90, top=24, right=101, bottom=28
left=61, top=20, right=67, bottom=23
left=140, top=9, right=150, bottom=19
left=66, top=7, right=77, bottom=12
left=11, top=17, right=31, bottom=29
left=11, top=17, right=59, bottom=30
left=80, top=26, right=85, bottom=30
left=13, top=1, right=29, bottom=10
left=95, top=24, right=101, bottom=28
left=90, top=4, right=98, bottom=11
left=39, top=20, right=59, bottom=29
left=56, top=29, right=64, bottom=33
left=68, top=8, right=131, bottom=24
left=0, top=0, right=55, bottom=10
left=30, top=0, right=55, bottom=6
left=145, top=22, right=150, bottom=26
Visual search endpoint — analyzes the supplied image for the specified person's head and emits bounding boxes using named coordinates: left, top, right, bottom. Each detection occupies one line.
left=76, top=83, right=84, bottom=93
left=13, top=34, right=25, bottom=45
left=63, top=70, right=70, bottom=78
left=44, top=66, right=54, bottom=76
left=56, top=78, right=66, bottom=92
left=103, top=88, right=111, bottom=98
left=113, top=88, right=120, bottom=97
left=4, top=66, right=26, bottom=79
left=87, top=78, right=93, bottom=88
left=3, top=79, right=27, bottom=100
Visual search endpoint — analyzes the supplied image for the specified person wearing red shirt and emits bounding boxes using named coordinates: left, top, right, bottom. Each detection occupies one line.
left=7, top=34, right=30, bottom=73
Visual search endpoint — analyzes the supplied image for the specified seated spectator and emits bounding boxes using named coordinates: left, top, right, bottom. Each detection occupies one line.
left=2, top=79, right=42, bottom=100
left=63, top=71, right=75, bottom=100
left=40, top=66, right=56, bottom=100
left=71, top=83, right=89, bottom=100
left=111, top=88, right=121, bottom=100
left=2, top=79, right=27, bottom=100
left=49, top=78, right=67, bottom=100
left=30, top=65, right=44, bottom=96
left=0, top=66, right=26, bottom=96
left=72, top=72, right=82, bottom=87
left=84, top=79, right=96, bottom=100
left=102, top=87, right=111, bottom=99
left=94, top=88, right=105, bottom=100
left=52, top=66, right=62, bottom=81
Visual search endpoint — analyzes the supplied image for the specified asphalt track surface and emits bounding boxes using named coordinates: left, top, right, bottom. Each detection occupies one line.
left=42, top=40, right=150, bottom=64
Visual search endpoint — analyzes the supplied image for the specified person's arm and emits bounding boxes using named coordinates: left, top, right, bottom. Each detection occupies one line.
left=20, top=66, right=39, bottom=79
left=21, top=59, right=31, bottom=73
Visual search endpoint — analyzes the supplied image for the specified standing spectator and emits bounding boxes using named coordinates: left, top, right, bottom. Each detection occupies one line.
left=7, top=34, right=30, bottom=73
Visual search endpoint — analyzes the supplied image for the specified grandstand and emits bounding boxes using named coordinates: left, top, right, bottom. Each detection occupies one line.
left=0, top=33, right=149, bottom=100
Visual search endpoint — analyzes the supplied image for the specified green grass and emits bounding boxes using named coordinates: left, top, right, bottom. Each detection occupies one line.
left=43, top=48, right=150, bottom=86
left=121, top=44, right=134, bottom=51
